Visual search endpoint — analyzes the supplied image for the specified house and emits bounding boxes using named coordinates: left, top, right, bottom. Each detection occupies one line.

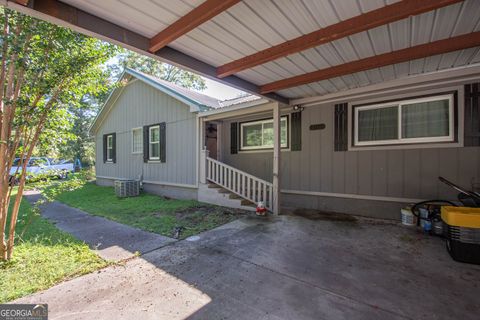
left=89, top=68, right=218, bottom=200
left=38, top=0, right=478, bottom=220
left=91, top=67, right=480, bottom=220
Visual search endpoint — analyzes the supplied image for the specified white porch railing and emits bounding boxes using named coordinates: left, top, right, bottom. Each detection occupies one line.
left=205, top=156, right=273, bottom=211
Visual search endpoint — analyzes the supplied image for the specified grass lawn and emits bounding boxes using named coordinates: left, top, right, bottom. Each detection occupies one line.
left=0, top=189, right=107, bottom=303
left=55, top=182, right=246, bottom=239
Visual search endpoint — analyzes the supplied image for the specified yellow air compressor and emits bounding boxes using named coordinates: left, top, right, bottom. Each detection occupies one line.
left=442, top=206, right=480, bottom=264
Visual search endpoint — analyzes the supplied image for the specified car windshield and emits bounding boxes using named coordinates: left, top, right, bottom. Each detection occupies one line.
left=29, top=158, right=48, bottom=166
left=12, top=158, right=21, bottom=166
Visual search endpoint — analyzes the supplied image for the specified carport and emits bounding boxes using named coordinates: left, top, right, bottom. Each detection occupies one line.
left=4, top=1, right=480, bottom=319
left=15, top=214, right=480, bottom=319
left=4, top=0, right=480, bottom=216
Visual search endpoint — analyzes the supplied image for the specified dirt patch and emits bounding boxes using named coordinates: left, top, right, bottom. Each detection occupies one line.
left=173, top=205, right=248, bottom=220
left=292, top=208, right=357, bottom=222
left=154, top=205, right=251, bottom=239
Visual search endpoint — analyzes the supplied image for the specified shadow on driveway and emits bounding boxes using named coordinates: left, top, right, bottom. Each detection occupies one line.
left=14, top=201, right=480, bottom=320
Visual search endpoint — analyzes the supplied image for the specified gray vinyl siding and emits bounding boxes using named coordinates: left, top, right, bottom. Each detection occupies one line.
left=94, top=80, right=197, bottom=186
left=221, top=84, right=480, bottom=202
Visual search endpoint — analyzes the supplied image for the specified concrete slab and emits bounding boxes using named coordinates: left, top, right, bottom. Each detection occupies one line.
left=14, top=214, right=480, bottom=320
left=24, top=191, right=176, bottom=261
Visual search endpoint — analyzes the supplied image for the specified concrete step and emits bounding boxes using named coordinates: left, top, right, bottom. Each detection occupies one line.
left=208, top=183, right=221, bottom=189
left=241, top=199, right=256, bottom=207
left=198, top=183, right=255, bottom=212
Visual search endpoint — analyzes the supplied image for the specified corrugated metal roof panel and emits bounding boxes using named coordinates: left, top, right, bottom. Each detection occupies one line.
left=60, top=0, right=160, bottom=37
left=472, top=50, right=480, bottom=63
left=453, top=0, right=480, bottom=35
left=228, top=1, right=287, bottom=45
left=454, top=48, right=480, bottom=66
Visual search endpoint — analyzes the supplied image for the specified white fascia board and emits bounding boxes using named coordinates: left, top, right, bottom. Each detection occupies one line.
left=199, top=98, right=270, bottom=117
left=200, top=101, right=289, bottom=121
left=292, top=64, right=480, bottom=107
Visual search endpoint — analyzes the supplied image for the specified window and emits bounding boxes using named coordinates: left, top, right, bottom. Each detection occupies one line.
left=354, top=94, right=454, bottom=146
left=149, top=125, right=160, bottom=160
left=106, top=134, right=114, bottom=161
left=29, top=158, right=48, bottom=167
left=132, top=128, right=143, bottom=154
left=240, top=117, right=288, bottom=150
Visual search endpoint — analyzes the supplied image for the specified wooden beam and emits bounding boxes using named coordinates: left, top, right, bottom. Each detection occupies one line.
left=149, top=0, right=240, bottom=53
left=4, top=0, right=288, bottom=104
left=217, top=0, right=463, bottom=78
left=260, top=31, right=480, bottom=94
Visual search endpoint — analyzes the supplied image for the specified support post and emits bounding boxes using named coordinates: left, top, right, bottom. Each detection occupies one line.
left=200, top=148, right=209, bottom=184
left=272, top=102, right=281, bottom=214
left=199, top=119, right=208, bottom=184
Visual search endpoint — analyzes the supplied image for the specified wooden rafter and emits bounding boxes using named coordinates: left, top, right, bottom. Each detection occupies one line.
left=149, top=0, right=240, bottom=53
left=260, top=31, right=480, bottom=94
left=217, top=0, right=463, bottom=78
left=5, top=0, right=288, bottom=104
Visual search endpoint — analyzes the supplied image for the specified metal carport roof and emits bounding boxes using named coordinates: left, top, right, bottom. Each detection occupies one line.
left=4, top=0, right=480, bottom=105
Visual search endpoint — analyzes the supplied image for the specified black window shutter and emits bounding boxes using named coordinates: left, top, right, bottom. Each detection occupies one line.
left=334, top=103, right=348, bottom=151
left=291, top=112, right=302, bottom=151
left=103, top=134, right=107, bottom=163
left=160, top=122, right=166, bottom=163
left=230, top=122, right=238, bottom=154
left=465, top=83, right=480, bottom=146
left=143, top=125, right=149, bottom=162
left=111, top=133, right=117, bottom=163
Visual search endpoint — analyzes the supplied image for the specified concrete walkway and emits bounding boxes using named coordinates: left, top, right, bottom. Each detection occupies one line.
left=14, top=213, right=480, bottom=320
left=24, top=190, right=176, bottom=261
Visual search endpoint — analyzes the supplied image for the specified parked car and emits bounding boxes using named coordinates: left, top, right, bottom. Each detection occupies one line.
left=9, top=157, right=74, bottom=184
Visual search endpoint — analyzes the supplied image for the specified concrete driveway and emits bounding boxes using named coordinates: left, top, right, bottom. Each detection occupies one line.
left=15, top=214, right=480, bottom=320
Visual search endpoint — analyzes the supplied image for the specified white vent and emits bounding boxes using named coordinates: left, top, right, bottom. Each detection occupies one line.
left=114, top=180, right=140, bottom=197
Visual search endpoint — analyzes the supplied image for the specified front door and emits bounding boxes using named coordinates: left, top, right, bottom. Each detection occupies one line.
left=205, top=122, right=218, bottom=160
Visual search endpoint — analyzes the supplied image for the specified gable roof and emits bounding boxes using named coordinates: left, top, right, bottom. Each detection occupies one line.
left=219, top=94, right=262, bottom=108
left=125, top=68, right=221, bottom=110
left=89, top=68, right=222, bottom=134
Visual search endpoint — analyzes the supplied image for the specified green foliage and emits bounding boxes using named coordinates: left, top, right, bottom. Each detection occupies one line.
left=116, top=50, right=206, bottom=90
left=55, top=183, right=242, bottom=238
left=0, top=8, right=119, bottom=162
left=1, top=9, right=121, bottom=259
left=0, top=188, right=106, bottom=302
left=32, top=170, right=89, bottom=201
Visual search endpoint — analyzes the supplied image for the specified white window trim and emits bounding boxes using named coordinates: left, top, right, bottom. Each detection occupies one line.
left=240, top=116, right=288, bottom=151
left=353, top=94, right=455, bottom=147
left=106, top=134, right=113, bottom=162
left=131, top=127, right=143, bottom=154
left=149, top=125, right=160, bottom=160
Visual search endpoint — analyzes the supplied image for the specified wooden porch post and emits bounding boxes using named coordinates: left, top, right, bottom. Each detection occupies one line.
left=199, top=118, right=208, bottom=184
left=272, top=102, right=281, bottom=214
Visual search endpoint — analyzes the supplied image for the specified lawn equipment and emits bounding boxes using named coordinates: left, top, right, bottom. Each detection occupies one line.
left=411, top=177, right=480, bottom=264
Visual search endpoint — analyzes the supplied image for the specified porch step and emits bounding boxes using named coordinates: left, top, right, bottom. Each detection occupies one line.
left=226, top=191, right=256, bottom=206
left=241, top=199, right=256, bottom=207
left=198, top=183, right=256, bottom=212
